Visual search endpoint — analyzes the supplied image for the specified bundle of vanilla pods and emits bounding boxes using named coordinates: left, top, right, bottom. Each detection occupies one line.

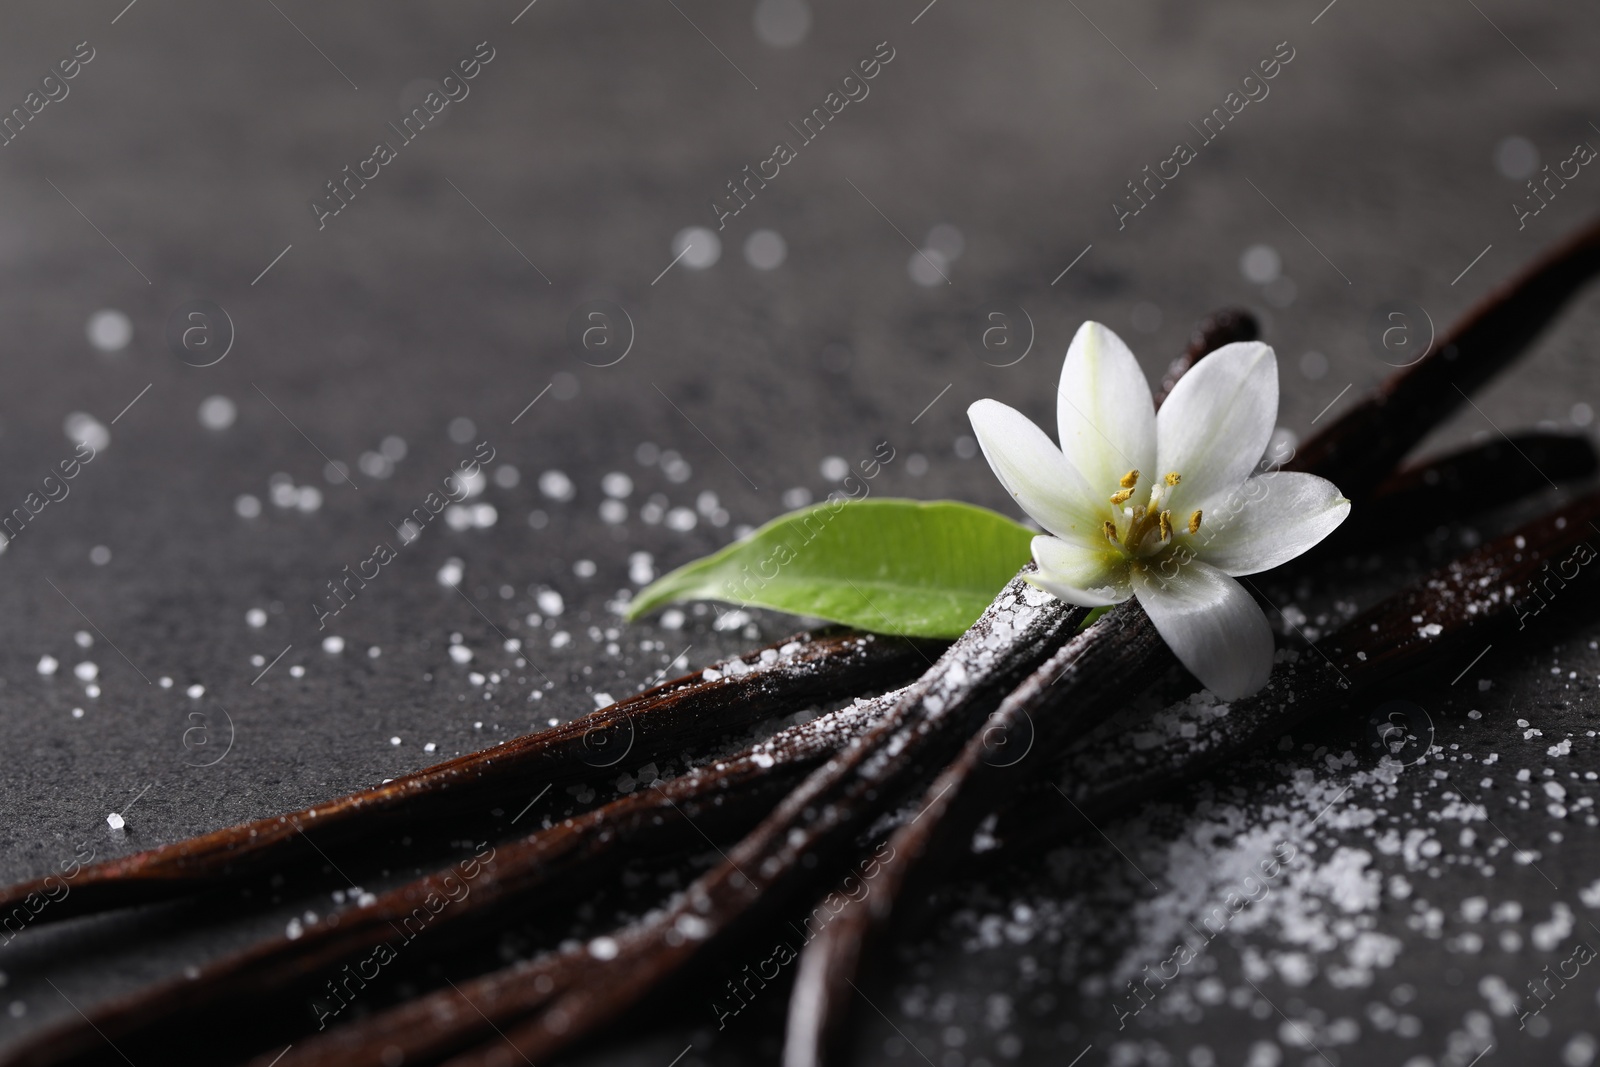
left=5, top=220, right=1600, bottom=1067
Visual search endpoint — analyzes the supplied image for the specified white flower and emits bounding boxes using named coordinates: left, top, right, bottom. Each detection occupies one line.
left=968, top=321, right=1350, bottom=700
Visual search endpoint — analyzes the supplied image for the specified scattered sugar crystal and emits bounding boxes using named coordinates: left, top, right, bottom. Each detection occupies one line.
left=661, top=451, right=692, bottom=483
left=86, top=309, right=132, bottom=351
left=198, top=395, right=236, bottom=430
left=1532, top=903, right=1575, bottom=951
left=629, top=552, right=654, bottom=585
left=64, top=412, right=110, bottom=452
left=539, top=470, right=575, bottom=501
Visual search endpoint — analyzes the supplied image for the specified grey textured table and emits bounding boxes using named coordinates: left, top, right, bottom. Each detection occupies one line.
left=0, top=2, right=1598, bottom=1065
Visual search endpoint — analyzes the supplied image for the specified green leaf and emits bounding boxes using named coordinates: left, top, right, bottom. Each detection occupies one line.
left=1079, top=605, right=1112, bottom=629
left=627, top=498, right=1036, bottom=639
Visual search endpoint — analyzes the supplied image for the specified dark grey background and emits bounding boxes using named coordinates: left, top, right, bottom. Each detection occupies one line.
left=0, top=1, right=1597, bottom=1065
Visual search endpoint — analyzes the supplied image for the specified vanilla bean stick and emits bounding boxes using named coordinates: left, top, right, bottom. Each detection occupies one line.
left=1154, top=307, right=1258, bottom=406
left=785, top=602, right=1169, bottom=1067
left=0, top=692, right=908, bottom=1067
left=0, top=630, right=936, bottom=926
left=238, top=576, right=1085, bottom=1067
left=1024, top=487, right=1600, bottom=845
left=1275, top=431, right=1597, bottom=565
left=1374, top=432, right=1596, bottom=504
left=1347, top=431, right=1597, bottom=547
left=1296, top=216, right=1600, bottom=497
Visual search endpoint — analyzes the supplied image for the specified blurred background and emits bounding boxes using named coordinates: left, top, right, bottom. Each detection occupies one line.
left=0, top=1, right=1598, bottom=1064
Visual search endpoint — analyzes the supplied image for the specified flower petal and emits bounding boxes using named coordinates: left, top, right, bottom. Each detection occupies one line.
left=1057, top=321, right=1157, bottom=499
left=1131, top=559, right=1274, bottom=700
left=1027, top=534, right=1132, bottom=607
left=968, top=399, right=1105, bottom=542
left=1190, top=473, right=1351, bottom=576
left=1155, top=341, right=1278, bottom=514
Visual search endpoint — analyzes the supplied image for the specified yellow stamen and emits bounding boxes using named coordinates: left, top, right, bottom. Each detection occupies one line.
left=1102, top=520, right=1118, bottom=544
left=1109, top=487, right=1134, bottom=505
left=1158, top=510, right=1172, bottom=540
left=1165, top=472, right=1181, bottom=487
left=1188, top=509, right=1202, bottom=534
left=1120, top=469, right=1140, bottom=489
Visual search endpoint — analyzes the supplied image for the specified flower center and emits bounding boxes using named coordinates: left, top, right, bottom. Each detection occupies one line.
left=1102, top=470, right=1201, bottom=557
